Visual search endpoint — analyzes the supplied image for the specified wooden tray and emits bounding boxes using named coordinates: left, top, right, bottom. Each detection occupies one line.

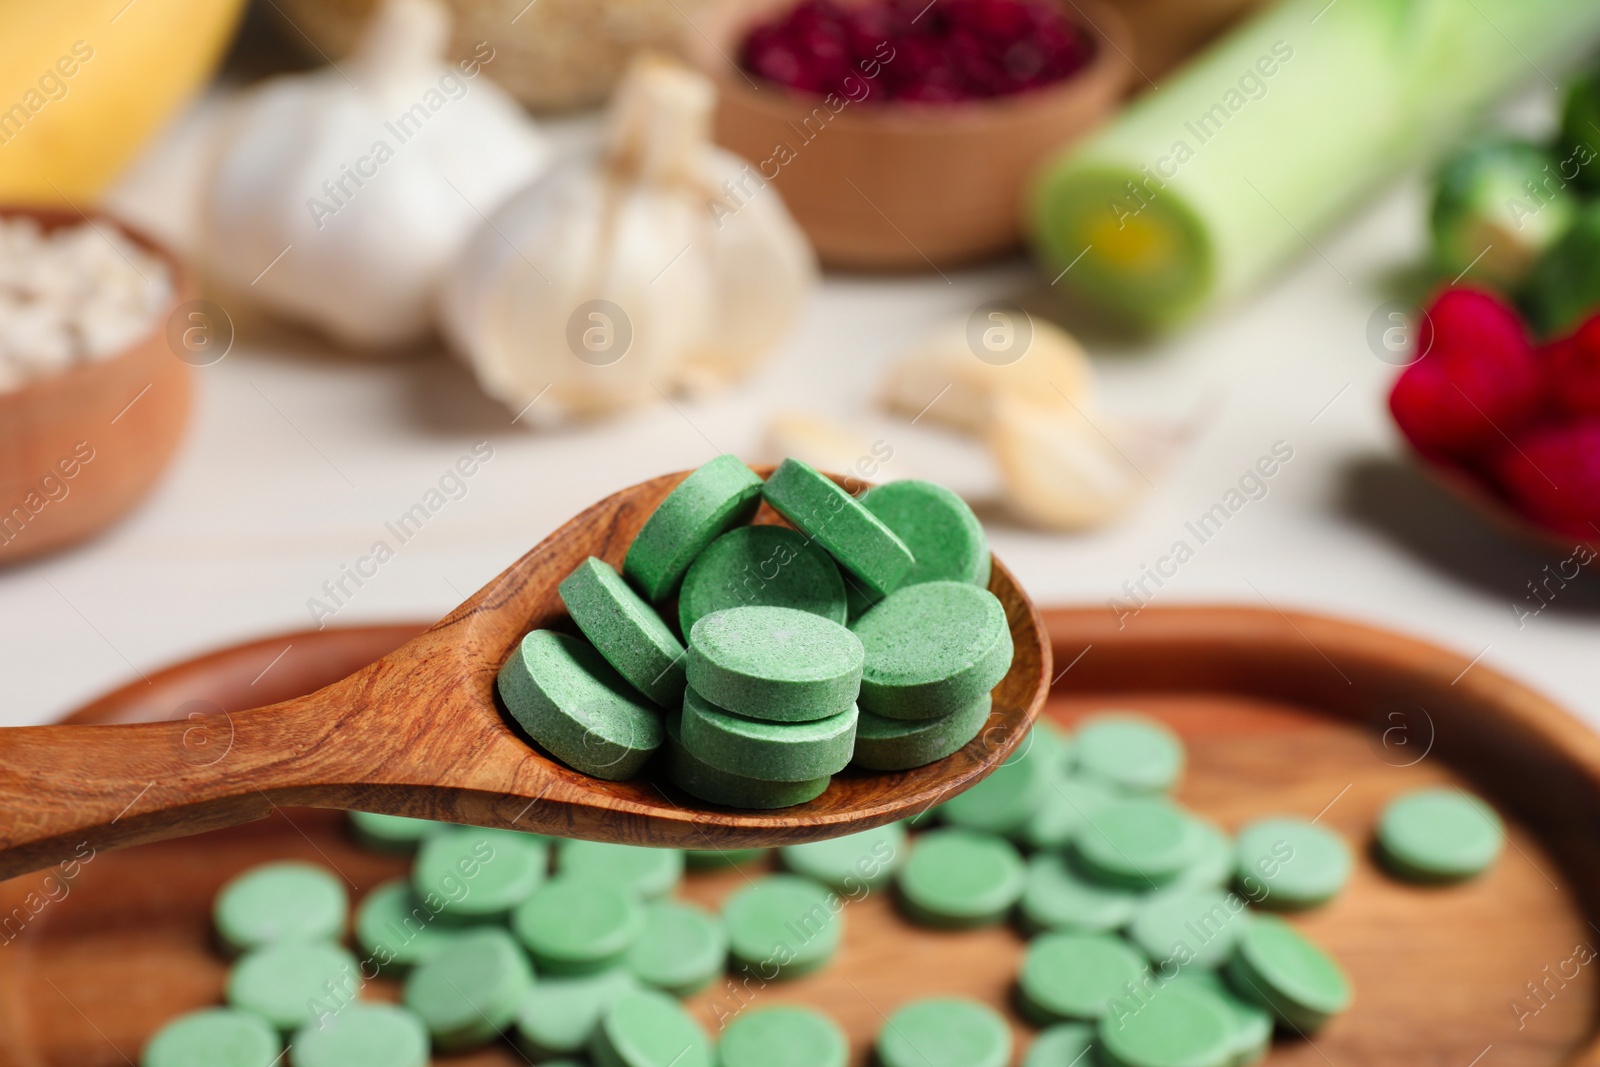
left=3, top=607, right=1597, bottom=1067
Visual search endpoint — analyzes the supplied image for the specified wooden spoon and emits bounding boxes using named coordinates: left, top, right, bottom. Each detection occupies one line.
left=0, top=466, right=1050, bottom=880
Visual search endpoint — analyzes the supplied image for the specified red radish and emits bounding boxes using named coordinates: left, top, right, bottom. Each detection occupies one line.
left=1491, top=419, right=1600, bottom=540
left=1388, top=288, right=1541, bottom=461
left=1545, top=314, right=1600, bottom=418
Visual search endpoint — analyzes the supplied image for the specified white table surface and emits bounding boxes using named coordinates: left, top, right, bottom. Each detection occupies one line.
left=4, top=90, right=1596, bottom=734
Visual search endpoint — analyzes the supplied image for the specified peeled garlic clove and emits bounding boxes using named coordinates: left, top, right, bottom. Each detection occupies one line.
left=762, top=412, right=888, bottom=478
left=989, top=394, right=1149, bottom=531
left=880, top=312, right=1094, bottom=433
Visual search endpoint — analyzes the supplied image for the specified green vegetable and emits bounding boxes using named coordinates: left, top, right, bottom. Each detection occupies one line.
left=1520, top=199, right=1600, bottom=336
left=1559, top=67, right=1600, bottom=192
left=1430, top=138, right=1577, bottom=290
left=1029, top=0, right=1600, bottom=333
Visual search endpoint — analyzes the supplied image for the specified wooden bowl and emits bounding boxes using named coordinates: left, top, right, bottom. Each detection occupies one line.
left=0, top=209, right=194, bottom=565
left=688, top=0, right=1132, bottom=270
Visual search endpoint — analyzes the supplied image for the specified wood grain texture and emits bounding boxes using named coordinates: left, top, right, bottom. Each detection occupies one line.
left=0, top=466, right=1050, bottom=880
left=0, top=606, right=1595, bottom=1067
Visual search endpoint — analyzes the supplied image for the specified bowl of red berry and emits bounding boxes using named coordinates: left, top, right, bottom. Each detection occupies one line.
left=689, top=0, right=1131, bottom=270
left=1389, top=287, right=1600, bottom=553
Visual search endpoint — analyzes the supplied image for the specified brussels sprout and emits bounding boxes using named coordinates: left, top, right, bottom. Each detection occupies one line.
left=1430, top=137, right=1577, bottom=290
left=1558, top=67, right=1600, bottom=193
left=1520, top=199, right=1600, bottom=337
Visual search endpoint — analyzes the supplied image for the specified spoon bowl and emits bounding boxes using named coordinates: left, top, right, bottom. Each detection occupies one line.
left=0, top=465, right=1050, bottom=879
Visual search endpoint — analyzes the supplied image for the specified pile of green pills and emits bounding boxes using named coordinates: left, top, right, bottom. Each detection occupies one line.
left=495, top=456, right=1015, bottom=807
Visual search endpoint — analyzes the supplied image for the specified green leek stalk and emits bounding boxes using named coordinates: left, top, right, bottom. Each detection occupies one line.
left=1029, top=0, right=1600, bottom=332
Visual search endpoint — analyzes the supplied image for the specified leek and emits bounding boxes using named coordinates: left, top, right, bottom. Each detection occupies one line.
left=1029, top=0, right=1600, bottom=332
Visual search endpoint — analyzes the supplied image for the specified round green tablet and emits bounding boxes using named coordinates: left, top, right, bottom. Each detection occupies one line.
left=1175, top=819, right=1235, bottom=890
left=559, top=840, right=684, bottom=899
left=141, top=1008, right=280, bottom=1067
left=780, top=822, right=906, bottom=894
left=663, top=708, right=830, bottom=809
left=876, top=997, right=1011, bottom=1067
left=684, top=847, right=769, bottom=869
left=624, top=454, right=763, bottom=602
left=513, top=875, right=645, bottom=975
left=762, top=458, right=916, bottom=596
left=404, top=927, right=535, bottom=1051
left=687, top=606, right=864, bottom=723
left=1163, top=971, right=1273, bottom=1067
left=1019, top=931, right=1148, bottom=1022
left=1019, top=852, right=1140, bottom=935
left=226, top=941, right=360, bottom=1032
left=680, top=687, right=857, bottom=783
left=515, top=968, right=640, bottom=1058
left=348, top=810, right=449, bottom=853
left=625, top=899, right=727, bottom=995
left=498, top=629, right=665, bottom=780
left=1376, top=787, right=1503, bottom=882
left=722, top=875, right=843, bottom=978
left=1011, top=774, right=1117, bottom=851
left=850, top=479, right=991, bottom=616
left=1129, top=889, right=1249, bottom=970
left=354, top=879, right=464, bottom=972
left=1098, top=980, right=1236, bottom=1067
left=414, top=826, right=548, bottom=923
left=853, top=694, right=992, bottom=771
left=850, top=582, right=1012, bottom=721
left=1225, top=915, right=1351, bottom=1031
left=1072, top=713, right=1184, bottom=794
left=291, top=1003, right=429, bottom=1067
left=561, top=556, right=687, bottom=708
left=213, top=861, right=347, bottom=955
left=678, top=525, right=848, bottom=634
left=590, top=989, right=713, bottom=1067
left=1075, top=798, right=1199, bottom=889
left=720, top=1005, right=848, bottom=1067
left=1235, top=818, right=1350, bottom=910
left=897, top=828, right=1026, bottom=928
left=940, top=730, right=1054, bottom=835
left=1024, top=1022, right=1096, bottom=1067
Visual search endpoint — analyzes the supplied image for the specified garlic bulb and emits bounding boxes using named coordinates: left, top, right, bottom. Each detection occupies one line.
left=198, top=0, right=548, bottom=349
left=440, top=57, right=816, bottom=424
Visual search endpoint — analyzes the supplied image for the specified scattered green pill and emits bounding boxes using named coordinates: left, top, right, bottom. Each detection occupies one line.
left=498, top=629, right=665, bottom=780
left=1375, top=787, right=1503, bottom=882
left=1098, top=979, right=1236, bottom=1067
left=678, top=525, right=848, bottom=633
left=290, top=1003, right=429, bottom=1067
left=1175, top=818, right=1236, bottom=890
left=624, top=454, right=763, bottom=602
left=940, top=731, right=1054, bottom=835
left=561, top=556, right=687, bottom=707
left=212, top=860, right=347, bottom=955
left=1226, top=915, right=1351, bottom=1031
left=851, top=581, right=1012, bottom=720
left=141, top=1008, right=280, bottom=1067
left=722, top=874, right=843, bottom=978
left=1024, top=1022, right=1096, bottom=1067
left=852, top=693, right=992, bottom=771
left=626, top=899, right=728, bottom=995
left=590, top=989, right=713, bottom=1067
left=1019, top=931, right=1148, bottom=1022
left=513, top=875, right=645, bottom=975
left=876, top=997, right=1011, bottom=1067
left=413, top=826, right=548, bottom=922
left=687, top=605, right=864, bottom=723
left=1072, top=713, right=1184, bottom=794
left=348, top=810, right=448, bottom=853
left=663, top=709, right=830, bottom=809
left=225, top=941, right=360, bottom=1032
left=559, top=840, right=684, bottom=899
left=1018, top=852, right=1140, bottom=935
left=354, top=879, right=463, bottom=972
left=515, top=967, right=639, bottom=1059
left=1164, top=971, right=1273, bottom=1067
left=403, top=927, right=535, bottom=1051
left=1011, top=774, right=1117, bottom=852
left=897, top=828, right=1026, bottom=928
left=719, top=1005, right=849, bottom=1067
left=680, top=687, right=857, bottom=783
left=1075, top=797, right=1199, bottom=889
left=1235, top=818, right=1350, bottom=910
left=780, top=822, right=906, bottom=893
left=1128, top=889, right=1249, bottom=970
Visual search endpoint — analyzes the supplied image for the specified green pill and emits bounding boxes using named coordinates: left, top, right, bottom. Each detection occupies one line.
left=897, top=828, right=1026, bottom=928
left=851, top=479, right=991, bottom=615
left=1163, top=971, right=1273, bottom=1067
left=354, top=879, right=463, bottom=973
left=515, top=967, right=639, bottom=1058
left=680, top=687, right=857, bottom=783
left=561, top=556, right=688, bottom=707
left=853, top=694, right=992, bottom=771
left=1019, top=931, right=1148, bottom=1022
left=404, top=927, right=535, bottom=1051
left=1019, top=852, right=1140, bottom=935
left=684, top=847, right=768, bottom=870
left=663, top=709, right=830, bottom=809
left=559, top=840, right=684, bottom=899
left=1225, top=915, right=1351, bottom=1031
left=719, top=1005, right=848, bottom=1067
left=687, top=605, right=863, bottom=723
left=225, top=941, right=360, bottom=1032
left=1175, top=819, right=1235, bottom=890
left=678, top=525, right=848, bottom=633
left=513, top=875, right=645, bottom=975
left=780, top=822, right=906, bottom=894
left=1128, top=889, right=1249, bottom=970
left=876, top=997, right=1011, bottom=1067
left=290, top=1003, right=429, bottom=1067
left=1075, top=798, right=1199, bottom=889
left=1376, top=787, right=1503, bottom=883
left=1098, top=979, right=1236, bottom=1067
left=212, top=860, right=347, bottom=955
left=348, top=810, right=448, bottom=853
left=626, top=899, right=727, bottom=995
left=762, top=457, right=916, bottom=595
left=1072, top=713, right=1184, bottom=794
left=590, top=990, right=713, bottom=1067
left=624, top=454, right=763, bottom=602
left=140, top=1008, right=280, bottom=1067
left=851, top=582, right=1012, bottom=720
left=940, top=730, right=1054, bottom=835
left=723, top=875, right=843, bottom=978
left=1025, top=1022, right=1096, bottom=1067
left=499, top=629, right=665, bottom=780
left=1235, top=818, right=1350, bottom=910
left=414, top=826, right=548, bottom=923
left=1011, top=774, right=1117, bottom=852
